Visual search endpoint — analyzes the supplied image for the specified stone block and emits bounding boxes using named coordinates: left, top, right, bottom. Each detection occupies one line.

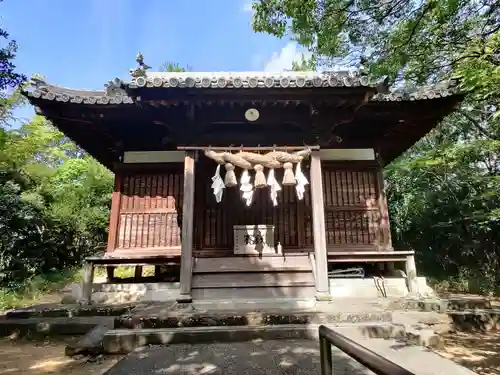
left=65, top=323, right=111, bottom=356
left=405, top=327, right=444, bottom=349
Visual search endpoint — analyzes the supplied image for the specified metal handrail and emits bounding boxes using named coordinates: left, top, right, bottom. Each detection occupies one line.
left=319, top=325, right=415, bottom=375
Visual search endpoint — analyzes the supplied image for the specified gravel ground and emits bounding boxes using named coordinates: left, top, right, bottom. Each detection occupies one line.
left=0, top=338, right=123, bottom=375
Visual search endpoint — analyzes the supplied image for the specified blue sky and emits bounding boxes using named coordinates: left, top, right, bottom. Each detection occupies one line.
left=2, top=0, right=309, bottom=124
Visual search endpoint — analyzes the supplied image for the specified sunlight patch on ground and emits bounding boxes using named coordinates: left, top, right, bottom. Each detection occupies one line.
left=435, top=331, right=500, bottom=375
left=0, top=339, right=123, bottom=375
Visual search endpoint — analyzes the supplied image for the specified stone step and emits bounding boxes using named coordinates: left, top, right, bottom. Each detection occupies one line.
left=115, top=309, right=393, bottom=329
left=0, top=316, right=115, bottom=338
left=339, top=334, right=479, bottom=375
left=448, top=309, right=500, bottom=331
left=102, top=323, right=402, bottom=354
left=4, top=303, right=139, bottom=320
left=388, top=296, right=496, bottom=313
left=192, top=297, right=317, bottom=311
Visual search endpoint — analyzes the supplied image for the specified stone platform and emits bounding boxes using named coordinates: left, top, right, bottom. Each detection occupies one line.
left=1, top=295, right=497, bottom=361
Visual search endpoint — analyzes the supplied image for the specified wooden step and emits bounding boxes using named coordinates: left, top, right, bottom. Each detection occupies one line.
left=191, top=286, right=317, bottom=300
left=193, top=255, right=312, bottom=273
left=192, top=272, right=314, bottom=289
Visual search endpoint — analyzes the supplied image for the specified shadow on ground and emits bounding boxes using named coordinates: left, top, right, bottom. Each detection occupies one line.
left=105, top=339, right=374, bottom=375
left=436, top=331, right=500, bottom=375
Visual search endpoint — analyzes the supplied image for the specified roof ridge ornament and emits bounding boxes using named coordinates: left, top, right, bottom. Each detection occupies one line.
left=130, top=53, right=151, bottom=78
left=105, top=77, right=127, bottom=97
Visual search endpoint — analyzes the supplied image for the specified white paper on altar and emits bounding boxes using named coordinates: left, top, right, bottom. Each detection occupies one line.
left=233, top=225, right=279, bottom=255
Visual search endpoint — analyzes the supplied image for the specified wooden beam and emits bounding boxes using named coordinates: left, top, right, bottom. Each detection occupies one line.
left=178, top=145, right=320, bottom=151
left=178, top=151, right=196, bottom=302
left=309, top=151, right=331, bottom=301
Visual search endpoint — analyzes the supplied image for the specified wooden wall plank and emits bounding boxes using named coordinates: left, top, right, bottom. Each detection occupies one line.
left=115, top=165, right=183, bottom=253
left=321, top=161, right=381, bottom=248
left=112, top=158, right=385, bottom=256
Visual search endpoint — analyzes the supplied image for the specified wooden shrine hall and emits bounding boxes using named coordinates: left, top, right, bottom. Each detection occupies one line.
left=23, top=55, right=463, bottom=304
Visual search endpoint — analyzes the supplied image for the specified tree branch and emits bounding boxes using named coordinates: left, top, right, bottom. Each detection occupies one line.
left=460, top=110, right=500, bottom=140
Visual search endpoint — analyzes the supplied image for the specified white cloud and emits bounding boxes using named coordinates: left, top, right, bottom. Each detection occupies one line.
left=242, top=1, right=253, bottom=12
left=262, top=42, right=313, bottom=72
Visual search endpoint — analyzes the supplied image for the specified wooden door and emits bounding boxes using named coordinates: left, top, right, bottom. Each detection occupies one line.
left=194, top=158, right=308, bottom=255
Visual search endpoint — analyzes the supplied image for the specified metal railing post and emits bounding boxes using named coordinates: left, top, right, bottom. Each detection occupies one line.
left=318, top=325, right=415, bottom=375
left=320, top=335, right=333, bottom=375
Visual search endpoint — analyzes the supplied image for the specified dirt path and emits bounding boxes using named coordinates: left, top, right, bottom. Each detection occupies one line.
left=0, top=338, right=123, bottom=375
left=436, top=331, right=500, bottom=375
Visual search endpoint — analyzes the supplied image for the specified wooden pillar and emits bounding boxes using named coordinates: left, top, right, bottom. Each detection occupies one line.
left=178, top=151, right=196, bottom=302
left=310, top=151, right=331, bottom=301
left=106, top=172, right=122, bottom=251
left=105, top=172, right=122, bottom=281
left=376, top=154, right=393, bottom=250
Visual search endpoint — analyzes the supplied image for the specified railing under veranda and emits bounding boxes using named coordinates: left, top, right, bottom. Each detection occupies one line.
left=319, top=325, right=416, bottom=375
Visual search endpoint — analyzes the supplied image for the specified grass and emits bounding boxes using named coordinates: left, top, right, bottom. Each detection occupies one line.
left=0, top=269, right=82, bottom=310
left=428, top=276, right=500, bottom=297
left=94, top=265, right=155, bottom=278
left=0, top=265, right=157, bottom=311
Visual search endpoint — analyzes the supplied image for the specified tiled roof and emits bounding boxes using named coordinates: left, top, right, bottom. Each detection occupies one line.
left=24, top=79, right=134, bottom=105
left=372, top=81, right=460, bottom=101
left=22, top=74, right=460, bottom=105
left=127, top=71, right=386, bottom=89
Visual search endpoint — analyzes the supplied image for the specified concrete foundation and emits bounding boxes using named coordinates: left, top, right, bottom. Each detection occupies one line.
left=329, top=276, right=434, bottom=299
left=70, top=282, right=181, bottom=304
left=68, top=276, right=434, bottom=305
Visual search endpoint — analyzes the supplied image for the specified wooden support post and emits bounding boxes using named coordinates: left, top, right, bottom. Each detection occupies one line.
left=310, top=151, right=331, bottom=301
left=81, top=261, right=95, bottom=305
left=134, top=266, right=143, bottom=281
left=405, top=254, right=419, bottom=294
left=106, top=172, right=122, bottom=252
left=178, top=151, right=196, bottom=303
left=376, top=154, right=393, bottom=250
left=106, top=267, right=115, bottom=282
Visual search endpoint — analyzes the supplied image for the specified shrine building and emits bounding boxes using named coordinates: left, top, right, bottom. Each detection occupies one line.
left=23, top=55, right=463, bottom=304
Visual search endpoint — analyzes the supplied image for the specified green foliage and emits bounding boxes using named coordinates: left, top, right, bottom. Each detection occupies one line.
left=0, top=0, right=26, bottom=90
left=252, top=0, right=499, bottom=84
left=159, top=61, right=192, bottom=72
left=386, top=110, right=500, bottom=295
left=454, top=31, right=500, bottom=108
left=0, top=269, right=81, bottom=310
left=253, top=0, right=500, bottom=294
left=292, top=55, right=317, bottom=71
left=0, top=106, right=113, bottom=288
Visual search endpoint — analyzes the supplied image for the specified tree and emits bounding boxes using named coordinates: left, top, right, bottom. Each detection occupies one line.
left=252, top=0, right=500, bottom=294
left=0, top=0, right=26, bottom=91
left=251, top=0, right=499, bottom=86
left=0, top=10, right=114, bottom=288
left=0, top=115, right=113, bottom=285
